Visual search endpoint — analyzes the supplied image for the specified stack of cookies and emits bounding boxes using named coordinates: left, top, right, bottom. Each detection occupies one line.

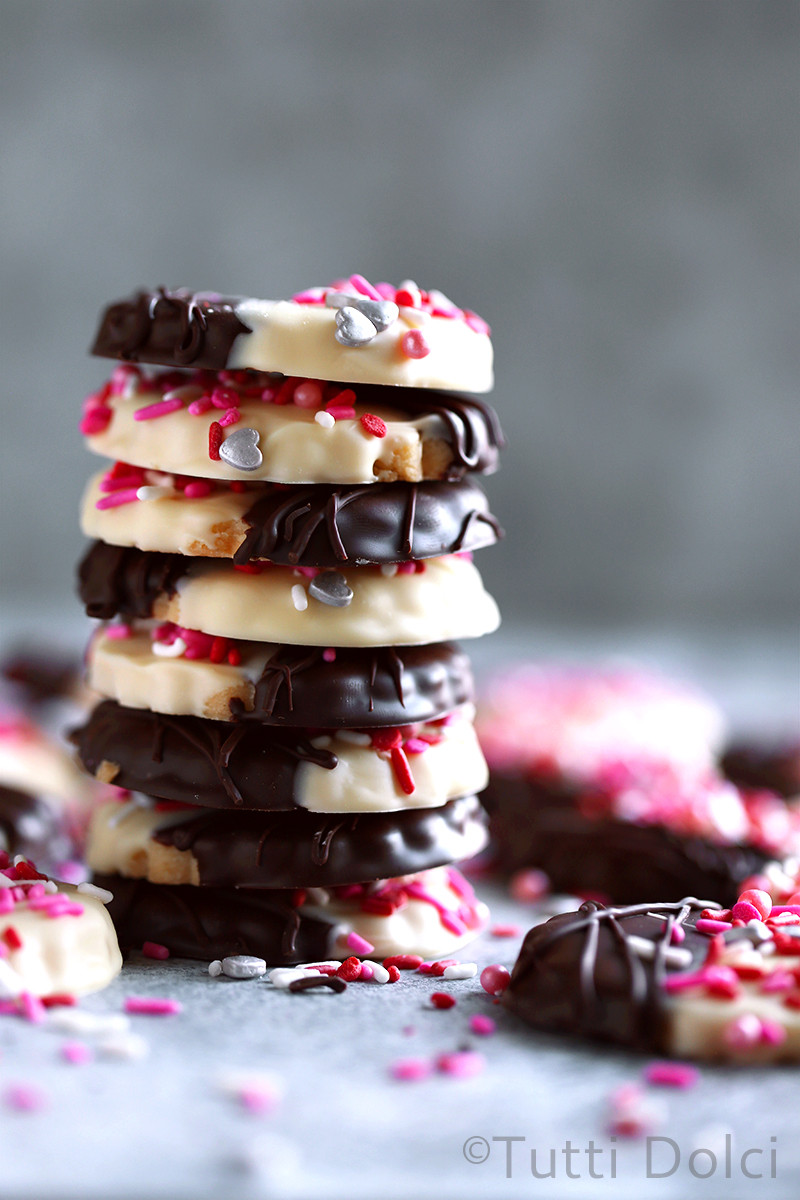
left=71, top=277, right=504, bottom=963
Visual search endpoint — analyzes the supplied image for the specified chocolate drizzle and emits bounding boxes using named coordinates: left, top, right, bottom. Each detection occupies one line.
left=140, top=793, right=487, bottom=888
left=235, top=479, right=503, bottom=566
left=503, top=899, right=713, bottom=1051
left=78, top=542, right=188, bottom=621
left=90, top=288, right=252, bottom=368
left=94, top=874, right=337, bottom=964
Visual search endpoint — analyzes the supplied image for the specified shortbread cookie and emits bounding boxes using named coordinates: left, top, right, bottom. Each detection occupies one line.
left=94, top=864, right=488, bottom=963
left=86, top=793, right=487, bottom=888
left=504, top=892, right=800, bottom=1062
left=87, top=628, right=474, bottom=725
left=90, top=279, right=494, bottom=393
left=0, top=855, right=122, bottom=997
left=82, top=470, right=503, bottom=564
left=482, top=760, right=799, bottom=906
left=78, top=544, right=501, bottom=647
left=82, top=368, right=501, bottom=485
left=72, top=700, right=487, bottom=812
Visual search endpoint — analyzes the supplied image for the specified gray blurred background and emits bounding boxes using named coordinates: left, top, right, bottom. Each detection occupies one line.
left=1, top=0, right=798, bottom=632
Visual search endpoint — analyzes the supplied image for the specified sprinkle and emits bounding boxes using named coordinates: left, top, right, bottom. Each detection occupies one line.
left=322, top=647, right=337, bottom=662
left=510, top=868, right=551, bottom=903
left=695, top=918, right=732, bottom=935
left=723, top=1013, right=763, bottom=1051
left=442, top=963, right=477, bottom=981
left=348, top=273, right=383, bottom=301
left=221, top=955, right=267, bottom=980
left=360, top=413, right=387, bottom=438
left=136, top=485, right=173, bottom=501
left=288, top=975, right=347, bottom=994
left=47, top=1010, right=130, bottom=1036
left=431, top=992, right=456, bottom=1009
left=291, top=584, right=308, bottom=612
left=133, top=397, right=184, bottom=421
left=210, top=386, right=239, bottom=409
left=104, top=623, right=132, bottom=640
left=643, top=1062, right=699, bottom=1089
left=383, top=954, right=423, bottom=971
left=218, top=1070, right=283, bottom=1113
left=390, top=746, right=415, bottom=795
left=390, top=1057, right=431, bottom=1081
left=208, top=960, right=223, bottom=977
left=436, top=1050, right=485, bottom=1078
left=491, top=924, right=522, bottom=938
left=386, top=965, right=401, bottom=983
left=737, top=889, right=772, bottom=920
left=183, top=480, right=213, bottom=499
left=142, top=941, right=170, bottom=961
left=218, top=408, right=241, bottom=428
left=61, top=1040, right=93, bottom=1065
left=469, top=1014, right=496, bottom=1036
left=346, top=931, right=374, bottom=956
left=76, top=882, right=114, bottom=904
left=2, top=926, right=22, bottom=951
left=314, top=410, right=335, bottom=429
left=293, top=381, right=324, bottom=409
left=360, top=962, right=375, bottom=981
left=80, top=407, right=112, bottom=435
left=325, top=404, right=357, bottom=421
left=20, top=992, right=46, bottom=1023
left=400, top=329, right=430, bottom=359
left=336, top=957, right=362, bottom=983
left=124, top=995, right=182, bottom=1016
left=95, top=488, right=140, bottom=510
left=335, top=306, right=377, bottom=347
left=479, top=964, right=510, bottom=996
left=208, top=421, right=224, bottom=460
left=4, top=1083, right=48, bottom=1112
left=363, top=961, right=390, bottom=984
left=97, top=1032, right=149, bottom=1060
left=188, top=396, right=213, bottom=415
left=268, top=967, right=320, bottom=989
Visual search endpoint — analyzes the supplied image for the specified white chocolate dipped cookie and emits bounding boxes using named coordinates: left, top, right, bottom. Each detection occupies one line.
left=0, top=856, right=122, bottom=998
left=79, top=547, right=501, bottom=647
left=90, top=279, right=493, bottom=393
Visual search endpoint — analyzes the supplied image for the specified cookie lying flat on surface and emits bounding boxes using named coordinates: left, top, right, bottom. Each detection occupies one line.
left=87, top=628, right=474, bottom=725
left=95, top=865, right=488, bottom=964
left=86, top=794, right=487, bottom=889
left=503, top=891, right=800, bottom=1062
left=82, top=470, right=503, bottom=564
left=73, top=700, right=488, bottom=813
left=82, top=368, right=501, bottom=485
left=0, top=855, right=122, bottom=997
left=90, top=280, right=494, bottom=393
left=78, top=544, right=501, bottom=647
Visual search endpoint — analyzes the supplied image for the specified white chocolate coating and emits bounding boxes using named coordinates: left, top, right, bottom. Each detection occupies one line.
left=88, top=386, right=467, bottom=485
left=0, top=716, right=90, bottom=806
left=0, top=882, right=122, bottom=997
left=229, top=298, right=493, bottom=393
left=146, top=556, right=499, bottom=647
left=81, top=471, right=254, bottom=558
left=316, top=867, right=489, bottom=958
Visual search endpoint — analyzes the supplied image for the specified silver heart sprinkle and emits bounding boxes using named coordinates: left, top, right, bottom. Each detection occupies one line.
left=218, top=427, right=263, bottom=472
left=334, top=306, right=378, bottom=347
left=308, top=570, right=354, bottom=608
left=326, top=292, right=399, bottom=333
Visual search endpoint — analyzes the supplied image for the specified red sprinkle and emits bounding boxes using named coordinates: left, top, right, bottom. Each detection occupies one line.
left=431, top=992, right=456, bottom=1009
left=383, top=955, right=423, bottom=971
left=386, top=965, right=401, bottom=983
left=208, top=421, right=224, bottom=461
left=360, top=413, right=387, bottom=439
left=124, top=996, right=182, bottom=1016
left=643, top=1061, right=699, bottom=1089
left=142, top=942, right=170, bottom=961
left=336, top=957, right=363, bottom=983
left=390, top=746, right=415, bottom=795
left=490, top=924, right=522, bottom=939
left=2, top=927, right=23, bottom=951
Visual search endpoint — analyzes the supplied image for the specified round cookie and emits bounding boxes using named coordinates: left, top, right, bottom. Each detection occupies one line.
left=0, top=855, right=122, bottom=997
left=94, top=865, right=488, bottom=964
left=82, top=470, right=503, bottom=564
left=82, top=371, right=501, bottom=485
left=78, top=544, right=501, bottom=647
left=86, top=628, right=474, bottom=725
left=86, top=793, right=488, bottom=889
left=72, top=700, right=487, bottom=813
left=89, top=280, right=494, bottom=393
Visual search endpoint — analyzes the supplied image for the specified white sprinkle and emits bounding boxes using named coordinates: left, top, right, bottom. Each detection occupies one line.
left=48, top=1010, right=130, bottom=1036
left=0, top=875, right=15, bottom=888
left=380, top=563, right=398, bottom=577
left=310, top=735, right=332, bottom=749
left=222, top=955, right=268, bottom=980
left=0, top=960, right=24, bottom=999
left=208, top=960, right=223, bottom=977
left=291, top=584, right=308, bottom=612
left=43, top=880, right=59, bottom=894
left=294, top=959, right=341, bottom=970
left=163, top=385, right=204, bottom=403
left=268, top=967, right=321, bottom=989
left=136, top=485, right=174, bottom=502
left=77, top=881, right=114, bottom=904
left=314, top=411, right=335, bottom=429
left=362, top=960, right=390, bottom=984
left=299, top=889, right=330, bottom=908
left=152, top=637, right=187, bottom=658
left=442, top=962, right=478, bottom=980
left=97, top=1032, right=150, bottom=1061
left=335, top=731, right=372, bottom=747
left=399, top=307, right=431, bottom=328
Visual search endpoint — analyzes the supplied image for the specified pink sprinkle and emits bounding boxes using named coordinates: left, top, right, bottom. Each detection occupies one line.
left=346, top=931, right=375, bottom=956
left=695, top=918, right=731, bottom=935
left=20, top=992, right=46, bottom=1024
left=737, top=888, right=772, bottom=920
left=759, top=1020, right=788, bottom=1047
left=464, top=311, right=491, bottom=335
left=730, top=901, right=762, bottom=923
left=79, top=407, right=112, bottom=436
left=469, top=1014, right=496, bottom=1037
left=479, top=964, right=510, bottom=996
left=390, top=1057, right=432, bottom=1082
left=95, top=488, right=140, bottom=510
left=61, top=1040, right=92, bottom=1065
left=292, top=287, right=327, bottom=304
left=133, top=397, right=184, bottom=421
left=325, top=405, right=357, bottom=421
left=760, top=971, right=795, bottom=993
left=238, top=1085, right=279, bottom=1115
left=4, top=1083, right=47, bottom=1112
left=142, top=942, right=170, bottom=961
left=124, top=995, right=182, bottom=1016
left=643, top=1061, right=699, bottom=1089
left=218, top=408, right=241, bottom=428
left=183, top=481, right=212, bottom=499
left=105, top=624, right=132, bottom=640
left=349, top=273, right=382, bottom=301
left=322, top=648, right=337, bottom=662
left=491, top=924, right=522, bottom=938
left=724, top=1013, right=764, bottom=1051
left=210, top=386, right=239, bottom=409
left=510, top=868, right=550, bottom=903
left=188, top=396, right=213, bottom=415
left=436, top=1050, right=485, bottom=1079
left=403, top=738, right=429, bottom=755
left=293, top=381, right=324, bottom=409
left=360, top=963, right=375, bottom=981
left=670, top=923, right=686, bottom=944
left=401, top=329, right=430, bottom=359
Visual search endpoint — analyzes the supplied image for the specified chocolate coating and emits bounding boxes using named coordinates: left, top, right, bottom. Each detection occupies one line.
left=90, top=289, right=251, bottom=368
left=78, top=542, right=186, bottom=621
left=503, top=899, right=711, bottom=1051
left=721, top=740, right=800, bottom=800
left=235, top=478, right=503, bottom=566
left=148, top=794, right=487, bottom=888
left=95, top=874, right=337, bottom=963
left=0, top=785, right=72, bottom=868
left=482, top=774, right=769, bottom=907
